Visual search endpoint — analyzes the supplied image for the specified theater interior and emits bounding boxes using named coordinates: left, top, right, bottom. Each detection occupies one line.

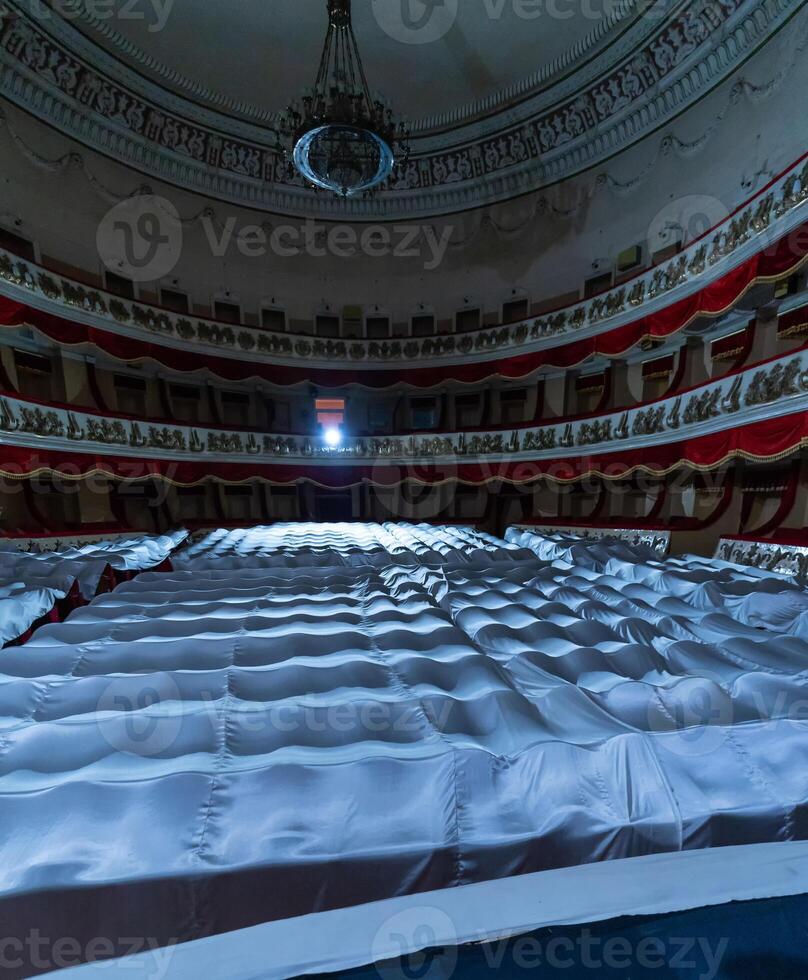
left=0, top=0, right=808, bottom=976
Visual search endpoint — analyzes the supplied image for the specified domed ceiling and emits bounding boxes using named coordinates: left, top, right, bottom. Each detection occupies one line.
left=67, top=0, right=628, bottom=131
left=0, top=0, right=798, bottom=217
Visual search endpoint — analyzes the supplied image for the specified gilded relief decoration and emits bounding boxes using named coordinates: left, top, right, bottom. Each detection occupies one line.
left=1, top=350, right=806, bottom=465
left=715, top=538, right=808, bottom=582
left=510, top=525, right=671, bottom=555
left=0, top=157, right=805, bottom=370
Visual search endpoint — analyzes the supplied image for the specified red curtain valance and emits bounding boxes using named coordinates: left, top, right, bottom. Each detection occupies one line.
left=778, top=303, right=808, bottom=338
left=0, top=411, right=804, bottom=488
left=0, top=222, right=805, bottom=389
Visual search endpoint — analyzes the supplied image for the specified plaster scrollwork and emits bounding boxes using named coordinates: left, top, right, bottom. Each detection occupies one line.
left=1, top=349, right=807, bottom=467
left=522, top=429, right=558, bottom=452
left=576, top=420, right=613, bottom=447
left=631, top=405, right=666, bottom=435
left=66, top=413, right=84, bottom=440
left=207, top=432, right=243, bottom=454
left=721, top=376, right=743, bottom=413
left=665, top=397, right=682, bottom=429
left=129, top=422, right=148, bottom=449
left=0, top=157, right=806, bottom=370
left=0, top=0, right=801, bottom=218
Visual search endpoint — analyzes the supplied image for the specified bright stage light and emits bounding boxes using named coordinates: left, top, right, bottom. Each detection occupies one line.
left=324, top=427, right=343, bottom=448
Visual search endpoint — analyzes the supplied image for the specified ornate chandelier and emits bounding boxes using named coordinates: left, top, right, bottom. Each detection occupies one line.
left=277, top=0, right=410, bottom=197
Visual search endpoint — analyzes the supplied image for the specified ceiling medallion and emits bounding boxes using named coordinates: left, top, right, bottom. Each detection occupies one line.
left=277, top=0, right=410, bottom=197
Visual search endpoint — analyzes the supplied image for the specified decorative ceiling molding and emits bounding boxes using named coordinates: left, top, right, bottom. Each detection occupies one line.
left=66, top=0, right=644, bottom=135
left=0, top=0, right=798, bottom=218
left=8, top=0, right=670, bottom=149
left=0, top=25, right=802, bottom=267
left=4, top=51, right=795, bottom=231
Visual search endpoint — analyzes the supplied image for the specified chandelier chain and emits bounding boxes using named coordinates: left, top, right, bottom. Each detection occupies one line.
left=277, top=0, right=410, bottom=197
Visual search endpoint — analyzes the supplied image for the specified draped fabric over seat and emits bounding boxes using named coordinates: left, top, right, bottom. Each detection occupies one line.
left=2, top=523, right=808, bottom=976
left=0, top=531, right=188, bottom=647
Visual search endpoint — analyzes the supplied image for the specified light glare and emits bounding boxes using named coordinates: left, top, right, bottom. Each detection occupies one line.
left=324, top=427, right=342, bottom=447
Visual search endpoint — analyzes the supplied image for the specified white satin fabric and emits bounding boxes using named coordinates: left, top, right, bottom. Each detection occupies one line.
left=2, top=523, right=808, bottom=966
left=0, top=530, right=187, bottom=645
left=0, top=582, right=60, bottom=647
left=173, top=522, right=527, bottom=570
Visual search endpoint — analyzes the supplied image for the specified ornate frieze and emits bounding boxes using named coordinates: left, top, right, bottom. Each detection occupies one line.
left=510, top=525, right=671, bottom=555
left=683, top=388, right=721, bottom=424
left=1, top=349, right=807, bottom=466
left=67, top=0, right=640, bottom=137
left=148, top=426, right=186, bottom=452
left=715, top=538, right=808, bottom=582
left=85, top=418, right=127, bottom=445
left=0, top=0, right=799, bottom=217
left=17, top=406, right=64, bottom=438
left=0, top=158, right=806, bottom=370
left=744, top=357, right=805, bottom=406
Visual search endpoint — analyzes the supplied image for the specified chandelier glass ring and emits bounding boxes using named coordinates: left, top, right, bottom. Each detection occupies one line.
left=278, top=0, right=410, bottom=197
